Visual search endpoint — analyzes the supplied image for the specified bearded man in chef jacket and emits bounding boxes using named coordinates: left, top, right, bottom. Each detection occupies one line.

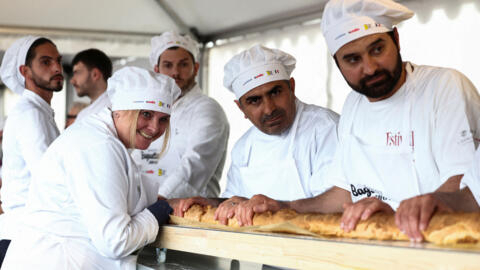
left=0, top=35, right=63, bottom=262
left=201, top=0, right=480, bottom=232
left=132, top=31, right=229, bottom=200
left=172, top=45, right=340, bottom=226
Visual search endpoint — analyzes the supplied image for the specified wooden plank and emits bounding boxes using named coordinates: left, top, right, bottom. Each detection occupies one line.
left=156, top=225, right=480, bottom=270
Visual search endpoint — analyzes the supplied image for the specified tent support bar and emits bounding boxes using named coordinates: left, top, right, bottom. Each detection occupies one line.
left=153, top=0, right=199, bottom=41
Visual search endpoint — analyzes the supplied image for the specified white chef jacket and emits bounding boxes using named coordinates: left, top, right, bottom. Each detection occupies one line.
left=461, top=148, right=480, bottom=207
left=2, top=107, right=160, bottom=269
left=327, top=62, right=480, bottom=209
left=223, top=99, right=339, bottom=200
left=75, top=91, right=111, bottom=122
left=1, top=89, right=59, bottom=212
left=132, top=84, right=229, bottom=198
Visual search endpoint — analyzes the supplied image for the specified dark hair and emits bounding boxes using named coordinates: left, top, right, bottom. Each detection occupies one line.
left=25, top=38, right=55, bottom=67
left=158, top=46, right=196, bottom=65
left=72, top=48, right=112, bottom=81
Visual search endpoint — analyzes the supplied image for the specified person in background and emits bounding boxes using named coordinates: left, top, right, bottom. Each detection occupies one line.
left=2, top=67, right=178, bottom=269
left=172, top=45, right=339, bottom=226
left=70, top=48, right=112, bottom=122
left=0, top=36, right=63, bottom=246
left=132, top=31, right=229, bottom=200
left=65, top=101, right=88, bottom=128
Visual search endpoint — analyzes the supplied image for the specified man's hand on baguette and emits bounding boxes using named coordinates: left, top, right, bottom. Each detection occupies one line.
left=169, top=196, right=220, bottom=217
left=234, top=194, right=287, bottom=226
left=214, top=196, right=248, bottom=225
left=395, top=193, right=453, bottom=242
left=341, top=197, right=394, bottom=232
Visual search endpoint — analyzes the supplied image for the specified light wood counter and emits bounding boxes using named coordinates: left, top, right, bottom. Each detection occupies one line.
left=155, top=224, right=480, bottom=269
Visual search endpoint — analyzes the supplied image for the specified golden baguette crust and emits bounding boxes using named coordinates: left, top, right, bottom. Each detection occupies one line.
left=176, top=204, right=480, bottom=245
left=423, top=212, right=480, bottom=245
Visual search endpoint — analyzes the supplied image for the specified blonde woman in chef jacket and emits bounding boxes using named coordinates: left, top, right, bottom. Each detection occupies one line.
left=2, top=66, right=180, bottom=269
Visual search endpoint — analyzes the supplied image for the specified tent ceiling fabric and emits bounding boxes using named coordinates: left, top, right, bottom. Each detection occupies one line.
left=0, top=0, right=328, bottom=42
left=0, top=0, right=180, bottom=35
left=162, top=0, right=327, bottom=39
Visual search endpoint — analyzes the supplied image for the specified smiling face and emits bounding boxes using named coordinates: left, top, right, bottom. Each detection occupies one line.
left=113, top=110, right=170, bottom=150
left=335, top=30, right=405, bottom=102
left=236, top=78, right=297, bottom=135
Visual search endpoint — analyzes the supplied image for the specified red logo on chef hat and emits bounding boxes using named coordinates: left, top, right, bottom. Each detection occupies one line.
left=335, top=23, right=384, bottom=40
left=243, top=69, right=280, bottom=86
left=254, top=73, right=264, bottom=79
left=146, top=101, right=155, bottom=104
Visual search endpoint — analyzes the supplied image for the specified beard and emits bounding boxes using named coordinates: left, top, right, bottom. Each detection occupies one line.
left=178, top=73, right=196, bottom=96
left=347, top=52, right=403, bottom=99
left=73, top=77, right=94, bottom=98
left=31, top=70, right=64, bottom=92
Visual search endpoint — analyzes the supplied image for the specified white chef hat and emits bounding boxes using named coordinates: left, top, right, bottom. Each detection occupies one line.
left=149, top=31, right=200, bottom=68
left=223, top=44, right=296, bottom=99
left=321, top=0, right=414, bottom=55
left=107, top=66, right=181, bottom=114
left=0, top=35, right=42, bottom=95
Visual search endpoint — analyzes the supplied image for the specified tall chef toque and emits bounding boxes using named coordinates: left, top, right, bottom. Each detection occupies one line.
left=149, top=31, right=200, bottom=68
left=0, top=35, right=41, bottom=95
left=107, top=66, right=181, bottom=114
left=223, top=44, right=296, bottom=99
left=321, top=0, right=414, bottom=55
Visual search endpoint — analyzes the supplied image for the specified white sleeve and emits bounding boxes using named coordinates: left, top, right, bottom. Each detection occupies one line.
left=323, top=142, right=351, bottom=193
left=322, top=101, right=352, bottom=194
left=16, top=109, right=59, bottom=173
left=64, top=140, right=158, bottom=259
left=309, top=119, right=339, bottom=196
left=432, top=70, right=479, bottom=183
left=461, top=149, right=480, bottom=206
left=221, top=162, right=246, bottom=198
left=158, top=101, right=229, bottom=198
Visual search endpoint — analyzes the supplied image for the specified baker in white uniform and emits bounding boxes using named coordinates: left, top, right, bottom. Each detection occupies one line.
left=2, top=67, right=178, bottom=269
left=69, top=48, right=112, bottom=123
left=172, top=45, right=339, bottom=226
left=132, top=31, right=229, bottom=199
left=0, top=36, right=63, bottom=240
left=227, top=0, right=480, bottom=229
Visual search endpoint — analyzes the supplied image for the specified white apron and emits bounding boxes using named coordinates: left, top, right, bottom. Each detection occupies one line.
left=238, top=104, right=307, bottom=201
left=342, top=64, right=420, bottom=209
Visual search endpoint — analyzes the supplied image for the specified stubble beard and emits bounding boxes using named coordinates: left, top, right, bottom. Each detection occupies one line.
left=179, top=74, right=196, bottom=97
left=31, top=70, right=63, bottom=92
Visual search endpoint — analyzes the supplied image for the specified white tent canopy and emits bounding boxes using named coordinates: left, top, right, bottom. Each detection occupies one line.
left=0, top=0, right=326, bottom=53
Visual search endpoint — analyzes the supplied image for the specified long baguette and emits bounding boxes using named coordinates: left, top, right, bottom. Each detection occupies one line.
left=177, top=205, right=480, bottom=245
